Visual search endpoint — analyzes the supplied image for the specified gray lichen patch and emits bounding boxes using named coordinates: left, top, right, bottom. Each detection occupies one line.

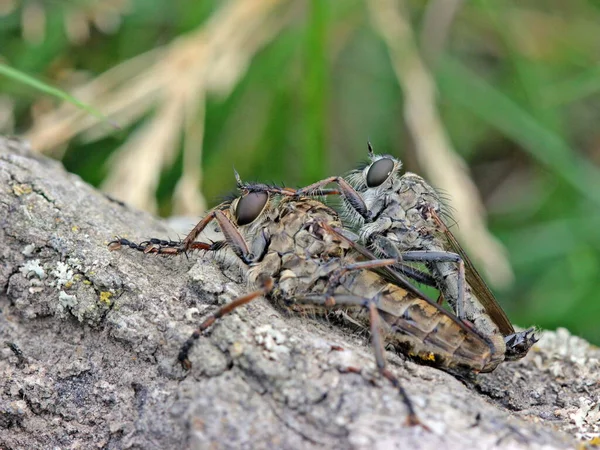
left=21, top=243, right=36, bottom=257
left=11, top=256, right=108, bottom=324
left=254, top=324, right=290, bottom=361
left=51, top=261, right=73, bottom=289
left=58, top=291, right=77, bottom=310
left=19, top=259, right=46, bottom=280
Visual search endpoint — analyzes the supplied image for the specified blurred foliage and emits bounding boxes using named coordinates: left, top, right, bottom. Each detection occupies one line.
left=1, top=0, right=600, bottom=344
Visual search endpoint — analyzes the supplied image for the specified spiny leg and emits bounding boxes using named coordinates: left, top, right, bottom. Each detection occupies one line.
left=295, top=176, right=371, bottom=220
left=107, top=236, right=223, bottom=255
left=178, top=275, right=274, bottom=370
left=108, top=207, right=257, bottom=263
left=286, top=293, right=428, bottom=430
left=365, top=232, right=467, bottom=319
left=397, top=250, right=466, bottom=321
left=367, top=301, right=427, bottom=429
left=315, top=221, right=437, bottom=304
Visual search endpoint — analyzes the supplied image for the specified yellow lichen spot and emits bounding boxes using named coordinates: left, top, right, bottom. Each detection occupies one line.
left=590, top=437, right=600, bottom=446
left=83, top=279, right=92, bottom=285
left=229, top=342, right=244, bottom=358
left=420, top=352, right=436, bottom=362
left=99, top=291, right=113, bottom=305
left=12, top=184, right=32, bottom=196
left=63, top=281, right=73, bottom=289
left=71, top=225, right=80, bottom=233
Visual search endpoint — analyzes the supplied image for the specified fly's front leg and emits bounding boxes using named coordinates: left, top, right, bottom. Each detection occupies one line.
left=285, top=293, right=428, bottom=430
left=108, top=208, right=230, bottom=255
left=108, top=237, right=222, bottom=255
left=109, top=208, right=257, bottom=264
left=179, top=275, right=274, bottom=370
left=295, top=176, right=371, bottom=220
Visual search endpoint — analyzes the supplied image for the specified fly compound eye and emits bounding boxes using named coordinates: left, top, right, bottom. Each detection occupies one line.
left=366, top=158, right=395, bottom=187
left=234, top=192, right=268, bottom=226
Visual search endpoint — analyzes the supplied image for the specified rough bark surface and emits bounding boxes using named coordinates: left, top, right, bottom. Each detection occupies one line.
left=0, top=136, right=598, bottom=449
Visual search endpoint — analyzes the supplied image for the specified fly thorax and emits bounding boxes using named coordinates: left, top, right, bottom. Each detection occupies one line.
left=247, top=251, right=281, bottom=286
left=294, top=227, right=317, bottom=250
left=268, top=229, right=295, bottom=255
left=406, top=208, right=432, bottom=229
left=378, top=200, right=407, bottom=223
left=293, top=226, right=337, bottom=258
left=360, top=217, right=393, bottom=243
left=361, top=185, right=388, bottom=213
left=399, top=173, right=443, bottom=215
left=392, top=227, right=422, bottom=250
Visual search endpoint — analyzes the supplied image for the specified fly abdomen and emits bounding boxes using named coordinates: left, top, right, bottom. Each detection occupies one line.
left=337, top=270, right=493, bottom=373
left=377, top=299, right=492, bottom=373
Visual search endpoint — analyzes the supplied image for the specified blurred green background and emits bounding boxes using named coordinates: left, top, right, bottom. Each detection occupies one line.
left=1, top=0, right=600, bottom=344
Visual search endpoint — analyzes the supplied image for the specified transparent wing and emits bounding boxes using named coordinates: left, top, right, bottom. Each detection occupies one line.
left=431, top=210, right=515, bottom=336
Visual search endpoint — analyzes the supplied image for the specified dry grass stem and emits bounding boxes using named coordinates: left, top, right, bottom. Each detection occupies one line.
left=368, top=0, right=513, bottom=287
left=24, top=0, right=291, bottom=214
left=420, top=0, right=464, bottom=65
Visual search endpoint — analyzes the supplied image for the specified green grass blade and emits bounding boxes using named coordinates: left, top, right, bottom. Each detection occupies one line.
left=0, top=62, right=119, bottom=129
left=303, top=0, right=328, bottom=183
left=438, top=57, right=600, bottom=206
left=543, top=65, right=600, bottom=106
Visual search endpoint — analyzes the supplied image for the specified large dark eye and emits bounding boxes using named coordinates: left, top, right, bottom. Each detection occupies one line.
left=366, top=158, right=394, bottom=187
left=235, top=192, right=268, bottom=225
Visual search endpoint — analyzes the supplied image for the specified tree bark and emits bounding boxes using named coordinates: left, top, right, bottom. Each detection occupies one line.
left=0, top=136, right=597, bottom=449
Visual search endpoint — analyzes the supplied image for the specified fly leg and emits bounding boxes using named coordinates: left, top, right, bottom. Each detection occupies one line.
left=178, top=275, right=274, bottom=370
left=365, top=232, right=466, bottom=319
left=109, top=208, right=258, bottom=263
left=398, top=250, right=467, bottom=322
left=295, top=176, right=372, bottom=220
left=108, top=237, right=222, bottom=255
left=316, top=221, right=438, bottom=304
left=285, top=293, right=429, bottom=430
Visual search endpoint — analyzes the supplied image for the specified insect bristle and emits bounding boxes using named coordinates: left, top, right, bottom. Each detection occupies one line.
left=345, top=170, right=367, bottom=191
left=355, top=160, right=371, bottom=172
left=218, top=191, right=238, bottom=204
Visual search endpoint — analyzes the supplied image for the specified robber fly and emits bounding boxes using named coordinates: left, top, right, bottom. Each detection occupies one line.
left=296, top=144, right=537, bottom=366
left=108, top=172, right=507, bottom=428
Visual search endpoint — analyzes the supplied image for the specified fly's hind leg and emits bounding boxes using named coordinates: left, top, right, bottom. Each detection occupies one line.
left=398, top=250, right=467, bottom=320
left=369, top=234, right=467, bottom=319
left=317, top=221, right=438, bottom=304
left=178, top=275, right=274, bottom=370
left=286, top=293, right=429, bottom=430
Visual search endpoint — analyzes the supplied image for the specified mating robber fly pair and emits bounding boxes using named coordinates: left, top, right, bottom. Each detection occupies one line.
left=108, top=143, right=537, bottom=428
